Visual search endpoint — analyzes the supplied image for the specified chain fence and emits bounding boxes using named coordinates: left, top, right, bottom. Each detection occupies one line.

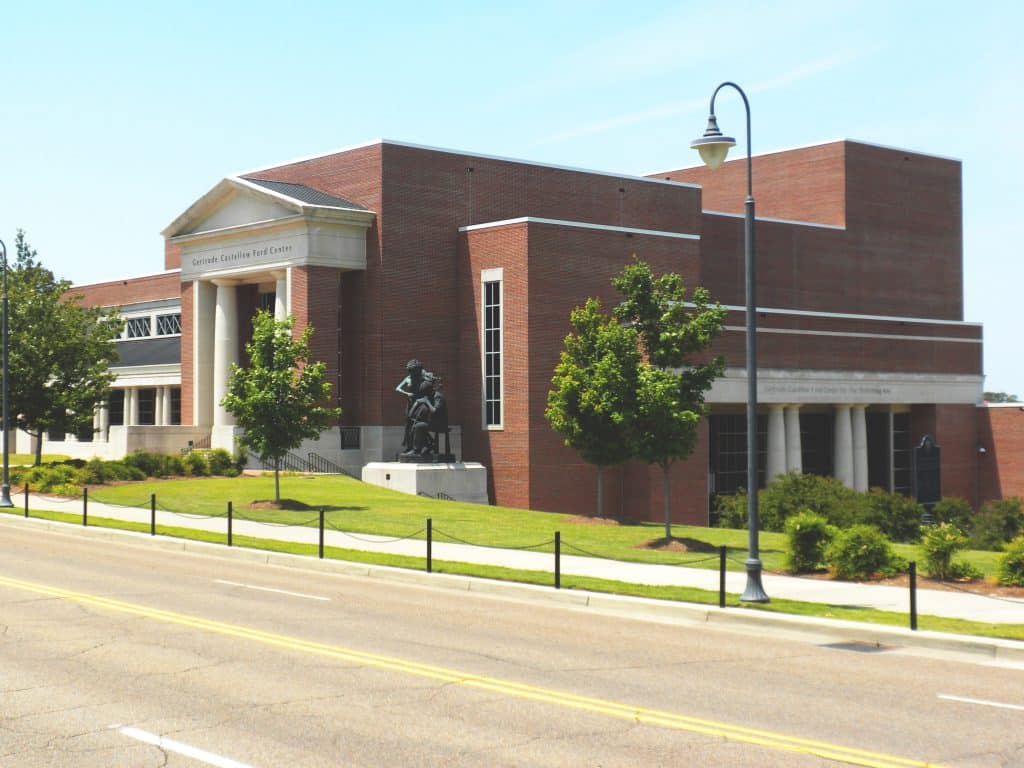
left=9, top=483, right=1022, bottom=630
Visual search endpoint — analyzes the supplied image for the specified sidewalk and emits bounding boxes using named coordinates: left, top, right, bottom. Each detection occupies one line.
left=13, top=491, right=1024, bottom=625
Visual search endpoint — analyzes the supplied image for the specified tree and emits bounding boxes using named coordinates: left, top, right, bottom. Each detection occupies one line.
left=222, top=311, right=341, bottom=501
left=612, top=258, right=727, bottom=539
left=984, top=391, right=1020, bottom=403
left=546, top=298, right=641, bottom=517
left=8, top=231, right=121, bottom=464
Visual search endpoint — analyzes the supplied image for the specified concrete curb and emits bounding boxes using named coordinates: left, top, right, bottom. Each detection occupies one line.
left=4, top=513, right=1023, bottom=664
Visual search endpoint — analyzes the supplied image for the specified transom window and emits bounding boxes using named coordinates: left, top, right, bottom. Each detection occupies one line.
left=117, top=308, right=182, bottom=340
left=126, top=317, right=152, bottom=338
left=156, top=313, right=181, bottom=335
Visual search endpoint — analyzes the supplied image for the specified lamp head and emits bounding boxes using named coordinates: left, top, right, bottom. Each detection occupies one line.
left=690, top=114, right=736, bottom=170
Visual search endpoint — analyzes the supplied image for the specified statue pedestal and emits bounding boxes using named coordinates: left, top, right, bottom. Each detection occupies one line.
left=361, top=462, right=489, bottom=504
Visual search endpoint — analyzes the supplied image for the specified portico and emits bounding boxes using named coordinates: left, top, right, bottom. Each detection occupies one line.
left=708, top=367, right=983, bottom=496
left=162, top=176, right=375, bottom=453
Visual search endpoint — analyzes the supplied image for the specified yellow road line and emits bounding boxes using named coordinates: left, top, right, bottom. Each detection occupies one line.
left=0, top=574, right=944, bottom=768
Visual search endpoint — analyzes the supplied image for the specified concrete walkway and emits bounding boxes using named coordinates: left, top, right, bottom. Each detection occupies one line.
left=14, top=491, right=1024, bottom=625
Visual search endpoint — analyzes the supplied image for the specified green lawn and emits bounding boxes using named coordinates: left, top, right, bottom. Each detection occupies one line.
left=87, top=473, right=1003, bottom=578
left=88, top=474, right=781, bottom=571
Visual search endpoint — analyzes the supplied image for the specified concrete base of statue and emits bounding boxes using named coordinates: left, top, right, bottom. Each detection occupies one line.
left=361, top=461, right=489, bottom=504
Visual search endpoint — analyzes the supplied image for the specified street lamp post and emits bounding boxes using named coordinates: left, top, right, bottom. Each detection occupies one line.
left=691, top=82, right=768, bottom=602
left=0, top=239, right=12, bottom=507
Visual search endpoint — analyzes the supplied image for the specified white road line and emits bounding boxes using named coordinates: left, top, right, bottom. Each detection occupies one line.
left=118, top=726, right=255, bottom=768
left=938, top=693, right=1024, bottom=712
left=213, top=579, right=330, bottom=601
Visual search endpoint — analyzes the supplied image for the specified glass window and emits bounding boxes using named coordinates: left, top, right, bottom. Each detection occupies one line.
left=108, top=390, right=125, bottom=426
left=258, top=292, right=276, bottom=313
left=126, top=316, right=151, bottom=338
left=156, top=313, right=181, bottom=335
left=170, top=387, right=181, bottom=426
left=483, top=278, right=502, bottom=427
left=137, top=388, right=156, bottom=425
left=709, top=414, right=766, bottom=495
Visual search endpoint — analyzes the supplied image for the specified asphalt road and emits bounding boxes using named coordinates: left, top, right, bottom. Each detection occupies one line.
left=1, top=523, right=1021, bottom=767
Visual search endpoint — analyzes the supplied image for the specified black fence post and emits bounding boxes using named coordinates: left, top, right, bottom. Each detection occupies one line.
left=227, top=501, right=233, bottom=547
left=83, top=487, right=88, bottom=527
left=426, top=518, right=432, bottom=573
left=150, top=494, right=156, bottom=536
left=24, top=482, right=28, bottom=517
left=719, top=546, right=727, bottom=608
left=555, top=531, right=561, bottom=590
left=319, top=508, right=325, bottom=559
left=909, top=561, right=918, bottom=631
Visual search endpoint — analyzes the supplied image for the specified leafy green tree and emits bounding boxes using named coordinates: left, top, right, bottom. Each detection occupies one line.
left=222, top=311, right=341, bottom=501
left=612, top=258, right=726, bottom=538
left=546, top=298, right=641, bottom=517
left=983, top=391, right=1020, bottom=403
left=8, top=231, right=121, bottom=464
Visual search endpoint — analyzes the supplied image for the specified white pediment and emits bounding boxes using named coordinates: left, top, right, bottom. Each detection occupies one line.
left=164, top=177, right=376, bottom=280
left=185, top=187, right=298, bottom=235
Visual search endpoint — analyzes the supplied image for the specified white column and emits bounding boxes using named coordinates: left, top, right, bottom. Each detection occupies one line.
left=833, top=405, right=854, bottom=488
left=155, top=388, right=165, bottom=426
left=162, top=386, right=173, bottom=426
left=852, top=404, right=868, bottom=492
left=194, top=280, right=217, bottom=427
left=98, top=402, right=109, bottom=442
left=272, top=269, right=289, bottom=321
left=784, top=405, right=803, bottom=474
left=766, top=405, right=786, bottom=482
left=212, top=279, right=240, bottom=451
left=127, top=389, right=139, bottom=427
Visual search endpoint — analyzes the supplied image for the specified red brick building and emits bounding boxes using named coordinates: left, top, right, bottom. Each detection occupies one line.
left=49, top=138, right=1021, bottom=523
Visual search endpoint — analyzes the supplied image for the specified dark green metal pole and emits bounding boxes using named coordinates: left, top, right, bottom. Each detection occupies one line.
left=0, top=240, right=12, bottom=508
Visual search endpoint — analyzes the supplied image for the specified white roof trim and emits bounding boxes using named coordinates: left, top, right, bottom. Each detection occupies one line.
left=646, top=138, right=961, bottom=176
left=459, top=216, right=699, bottom=240
left=724, top=325, right=981, bottom=344
left=979, top=402, right=1024, bottom=409
left=703, top=209, right=845, bottom=231
left=718, top=303, right=982, bottom=328
left=239, top=138, right=701, bottom=190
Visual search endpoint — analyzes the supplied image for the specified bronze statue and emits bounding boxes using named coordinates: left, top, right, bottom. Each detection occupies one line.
left=396, top=359, right=450, bottom=460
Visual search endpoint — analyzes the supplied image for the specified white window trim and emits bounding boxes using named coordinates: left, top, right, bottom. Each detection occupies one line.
left=116, top=307, right=183, bottom=341
left=481, top=268, right=504, bottom=430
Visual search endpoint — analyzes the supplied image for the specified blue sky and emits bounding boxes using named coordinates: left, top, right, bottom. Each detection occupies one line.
left=2, top=1, right=1021, bottom=394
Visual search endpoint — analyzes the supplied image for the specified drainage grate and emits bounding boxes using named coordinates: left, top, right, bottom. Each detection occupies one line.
left=820, top=641, right=892, bottom=654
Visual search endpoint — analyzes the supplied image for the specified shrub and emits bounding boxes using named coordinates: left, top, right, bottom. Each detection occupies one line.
left=920, top=523, right=970, bottom=580
left=825, top=524, right=905, bottom=580
left=932, top=497, right=975, bottom=533
left=759, top=472, right=866, bottom=531
left=784, top=511, right=835, bottom=573
left=160, top=453, right=186, bottom=477
left=998, top=536, right=1024, bottom=586
left=207, top=448, right=237, bottom=477
left=124, top=451, right=165, bottom=478
left=103, top=460, right=146, bottom=482
left=23, top=464, right=79, bottom=493
left=183, top=451, right=210, bottom=476
left=859, top=489, right=923, bottom=543
left=714, top=492, right=747, bottom=529
left=969, top=498, right=1024, bottom=551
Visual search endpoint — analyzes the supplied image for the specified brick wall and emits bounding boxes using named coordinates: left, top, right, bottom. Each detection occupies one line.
left=668, top=141, right=964, bottom=321
left=661, top=140, right=847, bottom=226
left=71, top=272, right=181, bottom=307
left=978, top=405, right=1024, bottom=504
